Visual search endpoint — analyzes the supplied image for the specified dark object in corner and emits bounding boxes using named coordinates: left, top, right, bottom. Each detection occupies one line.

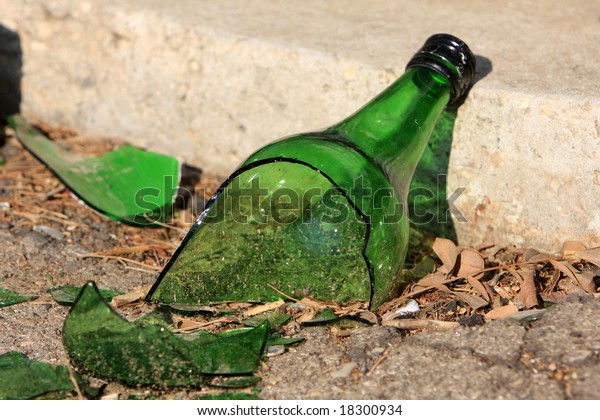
left=0, top=25, right=22, bottom=144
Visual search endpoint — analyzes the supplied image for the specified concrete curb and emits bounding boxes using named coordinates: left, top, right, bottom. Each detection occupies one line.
left=2, top=0, right=599, bottom=249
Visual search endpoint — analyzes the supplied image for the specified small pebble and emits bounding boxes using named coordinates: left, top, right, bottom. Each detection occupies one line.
left=266, top=345, right=286, bottom=357
left=562, top=350, right=592, bottom=366
left=331, top=362, right=358, bottom=379
left=33, top=225, right=65, bottom=241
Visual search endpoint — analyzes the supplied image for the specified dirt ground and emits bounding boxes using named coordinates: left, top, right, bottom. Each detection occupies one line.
left=1, top=124, right=600, bottom=400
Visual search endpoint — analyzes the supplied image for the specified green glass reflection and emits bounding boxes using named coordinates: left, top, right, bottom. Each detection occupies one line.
left=63, top=282, right=268, bottom=387
left=148, top=161, right=371, bottom=305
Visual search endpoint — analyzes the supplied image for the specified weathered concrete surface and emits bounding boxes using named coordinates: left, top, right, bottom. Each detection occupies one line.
left=2, top=0, right=600, bottom=250
left=260, top=295, right=600, bottom=399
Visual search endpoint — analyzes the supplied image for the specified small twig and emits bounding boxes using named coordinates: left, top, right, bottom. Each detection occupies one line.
left=77, top=253, right=161, bottom=272
left=367, top=344, right=392, bottom=376
left=142, top=214, right=187, bottom=234
left=68, top=366, right=85, bottom=400
left=382, top=318, right=460, bottom=330
left=266, top=283, right=298, bottom=302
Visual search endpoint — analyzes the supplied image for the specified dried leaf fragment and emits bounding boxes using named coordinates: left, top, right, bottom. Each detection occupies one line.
left=484, top=304, right=519, bottom=320
left=571, top=247, right=600, bottom=269
left=457, top=249, right=485, bottom=279
left=550, top=260, right=596, bottom=294
left=432, top=237, right=459, bottom=274
left=382, top=318, right=459, bottom=331
left=512, top=269, right=539, bottom=308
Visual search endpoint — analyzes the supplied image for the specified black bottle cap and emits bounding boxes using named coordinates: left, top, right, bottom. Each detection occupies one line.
left=406, top=34, right=476, bottom=104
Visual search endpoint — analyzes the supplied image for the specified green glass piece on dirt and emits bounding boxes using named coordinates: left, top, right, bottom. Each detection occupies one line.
left=0, top=352, right=78, bottom=399
left=63, top=282, right=269, bottom=387
left=0, top=288, right=37, bottom=307
left=50, top=285, right=122, bottom=306
left=148, top=34, right=475, bottom=309
left=242, top=312, right=292, bottom=328
left=210, top=375, right=261, bottom=388
left=266, top=335, right=305, bottom=347
left=7, top=115, right=180, bottom=225
left=300, top=307, right=340, bottom=325
left=131, top=310, right=174, bottom=329
left=196, top=392, right=261, bottom=400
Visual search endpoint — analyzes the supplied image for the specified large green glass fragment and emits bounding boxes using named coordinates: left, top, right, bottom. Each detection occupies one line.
left=148, top=161, right=371, bottom=305
left=0, top=352, right=77, bottom=399
left=0, top=288, right=37, bottom=307
left=8, top=115, right=180, bottom=225
left=63, top=282, right=269, bottom=387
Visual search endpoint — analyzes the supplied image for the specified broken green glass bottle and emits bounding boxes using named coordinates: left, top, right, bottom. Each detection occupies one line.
left=148, top=34, right=476, bottom=309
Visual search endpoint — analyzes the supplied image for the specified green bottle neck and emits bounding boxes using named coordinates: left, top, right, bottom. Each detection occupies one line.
left=330, top=66, right=452, bottom=199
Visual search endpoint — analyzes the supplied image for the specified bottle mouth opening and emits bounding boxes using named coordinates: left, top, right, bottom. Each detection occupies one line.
left=406, top=34, right=476, bottom=104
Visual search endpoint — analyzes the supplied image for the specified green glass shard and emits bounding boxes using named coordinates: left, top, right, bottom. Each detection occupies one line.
left=196, top=392, right=261, bottom=400
left=242, top=312, right=291, bottom=328
left=210, top=375, right=260, bottom=388
left=50, top=285, right=122, bottom=307
left=300, top=307, right=339, bottom=325
left=164, top=303, right=236, bottom=316
left=127, top=394, right=158, bottom=400
left=63, top=282, right=269, bottom=387
left=0, top=288, right=37, bottom=307
left=408, top=110, right=458, bottom=241
left=0, top=352, right=77, bottom=400
left=266, top=336, right=305, bottom=347
left=8, top=115, right=180, bottom=225
left=131, top=310, right=174, bottom=329
left=147, top=161, right=371, bottom=305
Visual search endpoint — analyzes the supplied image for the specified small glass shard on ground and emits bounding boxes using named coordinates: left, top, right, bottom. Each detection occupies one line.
left=63, top=282, right=269, bottom=388
left=148, top=161, right=371, bottom=305
left=0, top=288, right=37, bottom=307
left=50, top=285, right=122, bottom=306
left=0, top=352, right=78, bottom=399
left=8, top=115, right=180, bottom=225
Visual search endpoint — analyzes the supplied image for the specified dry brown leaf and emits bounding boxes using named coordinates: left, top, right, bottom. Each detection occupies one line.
left=110, top=284, right=152, bottom=308
left=493, top=285, right=511, bottom=299
left=382, top=318, right=459, bottom=330
left=297, top=296, right=328, bottom=310
left=452, top=291, right=489, bottom=310
left=296, top=307, right=316, bottom=323
left=514, top=269, right=539, bottom=308
left=484, top=304, right=519, bottom=320
left=414, top=272, right=449, bottom=288
left=467, top=276, right=491, bottom=302
left=432, top=237, right=459, bottom=274
left=457, top=249, right=485, bottom=279
left=348, top=310, right=379, bottom=324
left=573, top=271, right=596, bottom=294
left=437, top=284, right=488, bottom=310
left=550, top=260, right=596, bottom=294
left=242, top=300, right=285, bottom=318
left=560, top=240, right=587, bottom=256
left=571, top=247, right=600, bottom=268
